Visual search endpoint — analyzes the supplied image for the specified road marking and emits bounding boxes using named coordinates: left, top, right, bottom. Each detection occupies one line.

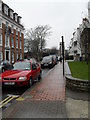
left=16, top=97, right=25, bottom=101
left=0, top=97, right=14, bottom=108
left=7, top=94, right=19, bottom=98
left=0, top=96, right=11, bottom=105
left=0, top=95, right=19, bottom=108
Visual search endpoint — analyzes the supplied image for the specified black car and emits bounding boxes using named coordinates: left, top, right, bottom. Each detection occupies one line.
left=0, top=61, right=13, bottom=73
left=41, top=56, right=53, bottom=68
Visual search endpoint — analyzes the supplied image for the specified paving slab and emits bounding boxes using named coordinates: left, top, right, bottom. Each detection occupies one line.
left=66, top=97, right=89, bottom=118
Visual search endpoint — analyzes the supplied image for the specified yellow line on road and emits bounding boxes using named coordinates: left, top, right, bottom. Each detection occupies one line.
left=0, top=96, right=11, bottom=105
left=16, top=97, right=25, bottom=101
left=0, top=96, right=18, bottom=108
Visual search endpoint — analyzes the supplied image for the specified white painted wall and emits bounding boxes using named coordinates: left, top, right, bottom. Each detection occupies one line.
left=0, top=0, right=2, bottom=12
left=69, top=26, right=82, bottom=57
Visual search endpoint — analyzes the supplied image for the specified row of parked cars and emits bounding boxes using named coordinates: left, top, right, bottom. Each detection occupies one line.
left=41, top=55, right=58, bottom=68
left=0, top=59, right=42, bottom=87
left=0, top=55, right=58, bottom=87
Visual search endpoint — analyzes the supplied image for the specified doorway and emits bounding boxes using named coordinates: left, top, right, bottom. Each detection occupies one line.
left=5, top=50, right=10, bottom=61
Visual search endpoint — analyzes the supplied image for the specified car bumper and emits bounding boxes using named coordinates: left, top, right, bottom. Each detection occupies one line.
left=41, top=63, right=52, bottom=68
left=2, top=81, right=29, bottom=87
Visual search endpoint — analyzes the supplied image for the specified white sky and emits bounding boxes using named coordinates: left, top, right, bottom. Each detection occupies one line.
left=4, top=0, right=89, bottom=49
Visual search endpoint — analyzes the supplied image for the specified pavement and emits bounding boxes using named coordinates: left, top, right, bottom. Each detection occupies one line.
left=1, top=62, right=89, bottom=119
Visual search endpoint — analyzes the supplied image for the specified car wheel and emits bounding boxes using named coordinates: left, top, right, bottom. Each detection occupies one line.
left=29, top=78, right=32, bottom=87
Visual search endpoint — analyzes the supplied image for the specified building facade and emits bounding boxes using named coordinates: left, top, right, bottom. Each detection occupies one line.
left=0, top=0, right=24, bottom=63
left=68, top=26, right=82, bottom=61
left=68, top=1, right=90, bottom=61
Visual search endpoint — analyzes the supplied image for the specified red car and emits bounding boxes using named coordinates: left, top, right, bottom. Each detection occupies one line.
left=0, top=59, right=42, bottom=87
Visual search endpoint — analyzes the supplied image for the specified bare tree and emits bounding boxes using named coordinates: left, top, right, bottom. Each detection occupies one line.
left=25, top=25, right=52, bottom=60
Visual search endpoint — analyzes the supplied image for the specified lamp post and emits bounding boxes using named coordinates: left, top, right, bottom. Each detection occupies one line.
left=61, top=36, right=64, bottom=76
left=59, top=42, right=62, bottom=57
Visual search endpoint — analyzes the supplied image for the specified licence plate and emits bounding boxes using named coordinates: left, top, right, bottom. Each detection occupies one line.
left=4, top=82, right=15, bottom=85
left=44, top=64, right=48, bottom=66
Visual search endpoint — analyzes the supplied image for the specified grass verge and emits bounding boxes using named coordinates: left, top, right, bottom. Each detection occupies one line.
left=68, top=61, right=88, bottom=80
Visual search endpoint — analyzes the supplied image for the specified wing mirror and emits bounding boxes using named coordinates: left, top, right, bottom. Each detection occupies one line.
left=32, top=66, right=37, bottom=70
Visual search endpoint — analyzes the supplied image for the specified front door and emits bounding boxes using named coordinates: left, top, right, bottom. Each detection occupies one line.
left=5, top=50, right=10, bottom=61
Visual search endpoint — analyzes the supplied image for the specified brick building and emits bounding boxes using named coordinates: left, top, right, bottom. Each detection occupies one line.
left=0, top=0, right=24, bottom=63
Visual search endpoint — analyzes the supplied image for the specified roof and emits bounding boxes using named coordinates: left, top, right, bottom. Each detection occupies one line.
left=3, top=2, right=9, bottom=8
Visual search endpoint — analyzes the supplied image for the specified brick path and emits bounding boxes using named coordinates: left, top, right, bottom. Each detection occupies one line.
left=27, top=63, right=65, bottom=101
left=3, top=63, right=67, bottom=118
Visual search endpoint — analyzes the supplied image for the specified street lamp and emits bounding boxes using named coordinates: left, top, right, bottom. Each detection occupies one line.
left=59, top=42, right=62, bottom=57
left=61, top=36, right=64, bottom=76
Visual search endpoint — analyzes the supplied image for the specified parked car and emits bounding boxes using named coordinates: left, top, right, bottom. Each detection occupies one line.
left=0, top=59, right=42, bottom=87
left=49, top=55, right=57, bottom=65
left=0, top=60, right=13, bottom=73
left=41, top=56, right=53, bottom=68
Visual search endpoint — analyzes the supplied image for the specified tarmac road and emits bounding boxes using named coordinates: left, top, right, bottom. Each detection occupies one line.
left=66, top=87, right=89, bottom=101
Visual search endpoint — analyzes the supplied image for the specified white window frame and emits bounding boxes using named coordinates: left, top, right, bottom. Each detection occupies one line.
left=5, top=35, right=10, bottom=47
left=4, top=6, right=8, bottom=15
left=0, top=34, right=2, bottom=46
left=0, top=18, right=2, bottom=28
left=0, top=52, right=3, bottom=61
left=6, top=22, right=9, bottom=33
left=20, top=40, right=22, bottom=49
left=11, top=37, right=14, bottom=48
left=15, top=15, right=17, bottom=22
left=10, top=11, right=13, bottom=19
left=11, top=52, right=14, bottom=63
left=16, top=38, right=18, bottom=48
left=6, top=22, right=9, bottom=27
left=11, top=24, right=14, bottom=33
left=16, top=52, right=18, bottom=60
left=0, top=3, right=2, bottom=11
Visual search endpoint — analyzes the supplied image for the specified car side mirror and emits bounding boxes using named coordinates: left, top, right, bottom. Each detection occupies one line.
left=32, top=66, right=37, bottom=70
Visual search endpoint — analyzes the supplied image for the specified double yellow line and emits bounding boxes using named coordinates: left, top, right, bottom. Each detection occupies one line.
left=0, top=95, right=18, bottom=108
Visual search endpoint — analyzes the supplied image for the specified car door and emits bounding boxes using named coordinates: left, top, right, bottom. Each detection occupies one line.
left=32, top=62, right=38, bottom=80
left=36, top=62, right=40, bottom=77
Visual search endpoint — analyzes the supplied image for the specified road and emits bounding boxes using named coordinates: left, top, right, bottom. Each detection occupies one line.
left=1, top=68, right=51, bottom=110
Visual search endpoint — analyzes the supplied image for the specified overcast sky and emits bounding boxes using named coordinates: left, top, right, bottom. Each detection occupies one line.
left=4, top=0, right=89, bottom=49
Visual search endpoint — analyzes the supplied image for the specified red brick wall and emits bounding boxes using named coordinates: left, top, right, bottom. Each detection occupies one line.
left=1, top=23, right=24, bottom=63
left=2, top=23, right=5, bottom=60
left=21, top=33, right=24, bottom=60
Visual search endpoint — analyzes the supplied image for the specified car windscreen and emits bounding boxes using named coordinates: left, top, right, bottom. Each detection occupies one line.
left=13, top=62, right=31, bottom=70
left=42, top=57, right=52, bottom=62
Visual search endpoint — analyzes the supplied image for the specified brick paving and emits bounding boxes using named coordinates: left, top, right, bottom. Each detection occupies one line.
left=2, top=63, right=67, bottom=118
left=26, top=63, right=66, bottom=101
